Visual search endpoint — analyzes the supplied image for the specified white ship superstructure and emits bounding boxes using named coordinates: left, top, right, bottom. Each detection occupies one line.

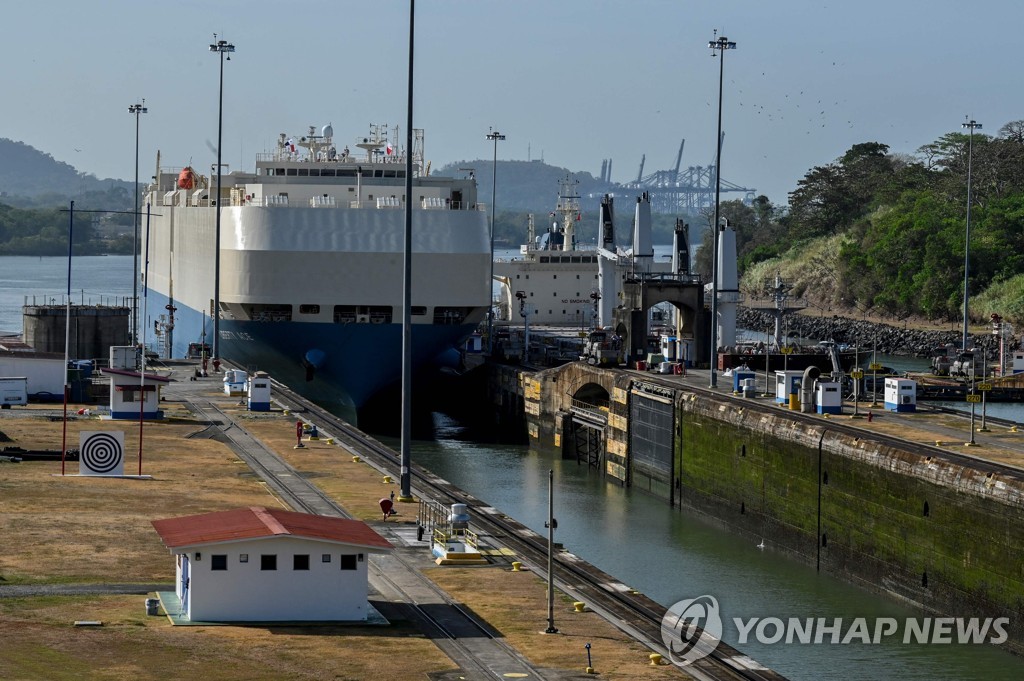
left=493, top=178, right=671, bottom=328
left=142, top=124, right=490, bottom=414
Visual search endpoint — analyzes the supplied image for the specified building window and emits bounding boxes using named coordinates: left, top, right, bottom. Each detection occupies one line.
left=239, top=553, right=248, bottom=563
left=299, top=304, right=321, bottom=314
left=261, top=555, right=277, bottom=571
left=211, top=555, right=227, bottom=571
left=340, top=554, right=357, bottom=570
left=322, top=554, right=331, bottom=563
left=294, top=555, right=310, bottom=571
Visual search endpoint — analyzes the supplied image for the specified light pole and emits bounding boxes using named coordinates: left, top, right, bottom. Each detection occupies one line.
left=486, top=128, right=505, bottom=354
left=961, top=118, right=981, bottom=352
left=209, top=36, right=235, bottom=364
left=128, top=101, right=147, bottom=347
left=708, top=32, right=736, bottom=388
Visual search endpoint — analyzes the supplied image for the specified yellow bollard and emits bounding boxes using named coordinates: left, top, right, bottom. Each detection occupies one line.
left=351, top=455, right=361, bottom=463
left=1011, top=426, right=1019, bottom=433
left=649, top=653, right=663, bottom=666
left=283, top=409, right=290, bottom=416
left=382, top=475, right=392, bottom=484
left=586, top=667, right=595, bottom=674
left=935, top=441, right=943, bottom=446
left=573, top=602, right=586, bottom=612
left=325, top=438, right=334, bottom=445
left=511, top=561, right=522, bottom=572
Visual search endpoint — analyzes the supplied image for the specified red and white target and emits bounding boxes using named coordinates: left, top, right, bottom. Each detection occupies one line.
left=79, top=431, right=125, bottom=476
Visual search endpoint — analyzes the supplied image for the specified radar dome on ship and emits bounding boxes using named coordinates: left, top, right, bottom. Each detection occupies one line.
left=322, top=124, right=333, bottom=139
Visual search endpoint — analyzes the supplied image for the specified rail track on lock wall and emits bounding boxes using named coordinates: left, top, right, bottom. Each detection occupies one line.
left=194, top=400, right=547, bottom=681
left=253, top=380, right=789, bottom=681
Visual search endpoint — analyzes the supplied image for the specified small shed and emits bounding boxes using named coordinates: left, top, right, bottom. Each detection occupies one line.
left=151, top=506, right=393, bottom=623
left=884, top=377, right=917, bottom=412
left=247, top=371, right=271, bottom=411
left=774, top=370, right=804, bottom=406
left=100, top=367, right=172, bottom=419
left=815, top=381, right=843, bottom=415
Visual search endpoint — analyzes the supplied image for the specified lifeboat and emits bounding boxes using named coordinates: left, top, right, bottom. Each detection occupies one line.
left=177, top=167, right=198, bottom=190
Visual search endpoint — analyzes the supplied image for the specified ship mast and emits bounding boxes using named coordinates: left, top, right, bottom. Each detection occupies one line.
left=554, top=175, right=581, bottom=252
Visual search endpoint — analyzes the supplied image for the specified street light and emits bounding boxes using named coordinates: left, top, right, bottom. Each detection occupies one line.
left=486, top=128, right=505, bottom=354
left=209, top=36, right=235, bottom=364
left=708, top=32, right=736, bottom=388
left=961, top=118, right=982, bottom=352
left=128, top=100, right=147, bottom=347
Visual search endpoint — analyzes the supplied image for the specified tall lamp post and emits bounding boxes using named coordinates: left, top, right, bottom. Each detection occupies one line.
left=961, top=118, right=982, bottom=352
left=128, top=101, right=147, bottom=347
left=485, top=128, right=505, bottom=354
left=209, top=36, right=235, bottom=364
left=708, top=32, right=736, bottom=388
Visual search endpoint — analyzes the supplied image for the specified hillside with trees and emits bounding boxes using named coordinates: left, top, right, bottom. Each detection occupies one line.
left=710, top=122, right=1024, bottom=326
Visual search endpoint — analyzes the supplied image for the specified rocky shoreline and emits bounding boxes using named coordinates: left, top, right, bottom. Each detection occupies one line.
left=736, top=308, right=1007, bottom=358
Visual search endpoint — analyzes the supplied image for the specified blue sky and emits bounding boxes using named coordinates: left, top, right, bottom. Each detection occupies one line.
left=4, top=1, right=1021, bottom=206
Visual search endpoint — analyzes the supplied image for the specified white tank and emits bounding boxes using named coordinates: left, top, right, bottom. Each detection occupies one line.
left=450, top=503, right=470, bottom=529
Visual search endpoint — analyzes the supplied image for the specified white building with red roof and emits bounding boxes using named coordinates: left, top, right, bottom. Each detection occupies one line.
left=151, top=506, right=393, bottom=622
left=100, top=367, right=172, bottom=419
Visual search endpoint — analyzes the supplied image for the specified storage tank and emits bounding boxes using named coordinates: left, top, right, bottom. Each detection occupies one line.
left=24, top=303, right=130, bottom=360
left=450, top=503, right=470, bottom=531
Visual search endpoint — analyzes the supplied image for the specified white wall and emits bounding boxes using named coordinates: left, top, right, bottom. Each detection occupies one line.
left=182, top=536, right=376, bottom=622
left=0, top=356, right=64, bottom=396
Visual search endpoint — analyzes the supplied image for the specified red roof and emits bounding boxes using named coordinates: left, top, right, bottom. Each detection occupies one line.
left=101, top=367, right=172, bottom=382
left=152, top=506, right=392, bottom=551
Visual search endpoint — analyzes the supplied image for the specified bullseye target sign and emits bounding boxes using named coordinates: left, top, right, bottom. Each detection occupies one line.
left=79, top=431, right=125, bottom=476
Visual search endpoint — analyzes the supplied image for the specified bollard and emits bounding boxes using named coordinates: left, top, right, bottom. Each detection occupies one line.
left=325, top=438, right=334, bottom=445
left=511, top=561, right=522, bottom=572
left=283, top=409, right=290, bottom=416
left=585, top=642, right=594, bottom=674
left=352, top=455, right=361, bottom=463
left=382, top=475, right=392, bottom=484
left=649, top=653, right=663, bottom=666
left=573, top=601, right=586, bottom=612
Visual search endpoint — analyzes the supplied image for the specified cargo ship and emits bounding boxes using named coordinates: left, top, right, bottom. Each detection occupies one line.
left=142, top=124, right=490, bottom=416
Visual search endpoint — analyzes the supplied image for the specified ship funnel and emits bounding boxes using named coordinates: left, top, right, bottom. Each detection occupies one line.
left=600, top=195, right=615, bottom=250
left=673, top=219, right=690, bottom=274
left=632, top=192, right=653, bottom=273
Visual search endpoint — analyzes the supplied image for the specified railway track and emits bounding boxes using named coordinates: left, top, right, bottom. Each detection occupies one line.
left=189, top=399, right=545, bottom=680
left=258, top=382, right=788, bottom=681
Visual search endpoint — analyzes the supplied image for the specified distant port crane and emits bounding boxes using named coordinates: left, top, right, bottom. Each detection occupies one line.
left=605, top=134, right=756, bottom=213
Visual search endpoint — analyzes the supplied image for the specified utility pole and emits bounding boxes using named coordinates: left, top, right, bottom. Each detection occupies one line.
left=708, top=32, right=737, bottom=388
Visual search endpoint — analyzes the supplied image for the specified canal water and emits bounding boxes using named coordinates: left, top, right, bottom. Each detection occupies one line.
left=6, top=256, right=1022, bottom=678
left=396, top=417, right=1024, bottom=681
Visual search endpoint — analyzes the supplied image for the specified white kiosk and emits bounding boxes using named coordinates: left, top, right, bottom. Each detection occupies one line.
left=816, top=381, right=843, bottom=415
left=224, top=369, right=247, bottom=397
left=247, top=371, right=272, bottom=412
left=884, top=377, right=917, bottom=412
left=775, top=370, right=804, bottom=408
left=101, top=368, right=170, bottom=419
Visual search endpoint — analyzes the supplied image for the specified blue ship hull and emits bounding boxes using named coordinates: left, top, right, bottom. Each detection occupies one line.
left=147, top=290, right=474, bottom=414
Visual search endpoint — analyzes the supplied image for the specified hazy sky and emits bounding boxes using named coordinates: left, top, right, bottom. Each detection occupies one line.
left=4, top=1, right=1021, bottom=206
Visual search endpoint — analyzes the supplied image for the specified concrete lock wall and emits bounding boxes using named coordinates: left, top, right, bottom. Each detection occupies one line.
left=523, top=365, right=1024, bottom=650
left=677, top=396, right=1024, bottom=650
